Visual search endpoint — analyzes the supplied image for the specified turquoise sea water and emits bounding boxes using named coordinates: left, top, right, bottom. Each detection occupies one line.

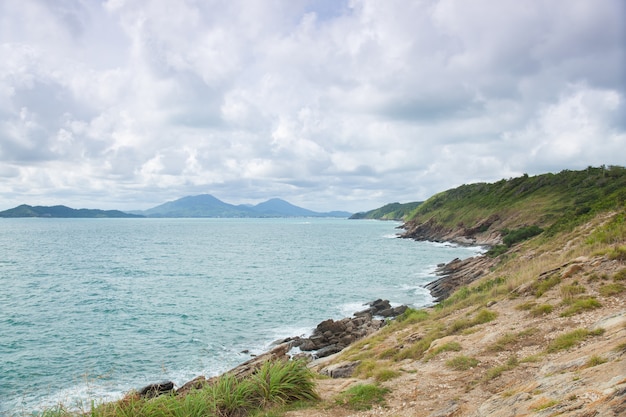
left=0, top=218, right=481, bottom=414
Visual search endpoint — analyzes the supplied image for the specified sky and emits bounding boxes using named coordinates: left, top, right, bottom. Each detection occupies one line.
left=0, top=0, right=624, bottom=213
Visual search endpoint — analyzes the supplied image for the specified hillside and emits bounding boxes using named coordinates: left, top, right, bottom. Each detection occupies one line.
left=401, top=165, right=626, bottom=246
left=350, top=202, right=422, bottom=221
left=281, top=166, right=626, bottom=417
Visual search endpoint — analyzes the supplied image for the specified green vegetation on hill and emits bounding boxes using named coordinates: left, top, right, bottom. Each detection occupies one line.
left=0, top=205, right=143, bottom=218
left=350, top=201, right=422, bottom=220
left=406, top=165, right=626, bottom=237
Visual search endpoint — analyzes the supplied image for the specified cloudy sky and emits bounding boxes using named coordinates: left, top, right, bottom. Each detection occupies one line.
left=1, top=0, right=624, bottom=213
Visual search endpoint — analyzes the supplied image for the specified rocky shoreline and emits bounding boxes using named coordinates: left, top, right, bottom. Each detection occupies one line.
left=138, top=299, right=409, bottom=398
left=139, top=218, right=500, bottom=399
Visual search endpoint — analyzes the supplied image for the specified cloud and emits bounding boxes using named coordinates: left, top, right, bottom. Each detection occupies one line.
left=0, top=0, right=624, bottom=212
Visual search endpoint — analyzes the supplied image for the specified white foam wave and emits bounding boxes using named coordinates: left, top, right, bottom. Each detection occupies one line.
left=382, top=233, right=400, bottom=239
left=338, top=301, right=370, bottom=317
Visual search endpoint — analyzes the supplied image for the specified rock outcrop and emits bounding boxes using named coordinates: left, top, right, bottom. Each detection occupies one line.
left=400, top=214, right=502, bottom=246
left=399, top=215, right=501, bottom=301
left=138, top=381, right=175, bottom=398
left=285, top=300, right=408, bottom=358
left=174, top=300, right=408, bottom=395
left=425, top=256, right=498, bottom=301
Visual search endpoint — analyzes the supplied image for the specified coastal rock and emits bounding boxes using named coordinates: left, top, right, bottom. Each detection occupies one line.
left=400, top=214, right=502, bottom=247
left=139, top=381, right=174, bottom=398
left=320, top=360, right=361, bottom=378
left=298, top=300, right=407, bottom=357
left=425, top=256, right=497, bottom=301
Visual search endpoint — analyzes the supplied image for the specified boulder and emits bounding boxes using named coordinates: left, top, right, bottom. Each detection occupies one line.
left=315, top=344, right=343, bottom=358
left=139, top=381, right=174, bottom=398
left=320, top=361, right=361, bottom=378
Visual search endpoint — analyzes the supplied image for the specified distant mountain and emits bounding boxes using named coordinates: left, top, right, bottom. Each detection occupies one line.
left=138, top=195, right=352, bottom=218
left=350, top=201, right=422, bottom=221
left=250, top=198, right=319, bottom=217
left=141, top=194, right=252, bottom=218
left=0, top=204, right=144, bottom=218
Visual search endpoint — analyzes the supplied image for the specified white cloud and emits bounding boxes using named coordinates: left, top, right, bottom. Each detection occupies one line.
left=0, top=0, right=624, bottom=212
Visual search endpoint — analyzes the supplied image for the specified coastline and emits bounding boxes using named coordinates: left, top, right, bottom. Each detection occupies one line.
left=3, top=219, right=487, bottom=414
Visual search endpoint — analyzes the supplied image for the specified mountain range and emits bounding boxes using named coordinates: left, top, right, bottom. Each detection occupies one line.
left=0, top=195, right=352, bottom=218
left=0, top=204, right=143, bottom=218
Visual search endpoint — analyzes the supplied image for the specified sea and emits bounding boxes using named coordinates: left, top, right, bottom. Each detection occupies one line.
left=0, top=218, right=482, bottom=415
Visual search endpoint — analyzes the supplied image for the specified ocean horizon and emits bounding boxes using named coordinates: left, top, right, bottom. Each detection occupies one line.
left=0, top=218, right=482, bottom=415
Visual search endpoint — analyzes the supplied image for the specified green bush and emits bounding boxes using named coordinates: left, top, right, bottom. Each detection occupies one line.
left=502, top=225, right=544, bottom=247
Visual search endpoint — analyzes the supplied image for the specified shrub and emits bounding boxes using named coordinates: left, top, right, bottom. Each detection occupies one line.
left=486, top=244, right=508, bottom=258
left=502, top=225, right=544, bottom=247
left=335, top=384, right=389, bottom=411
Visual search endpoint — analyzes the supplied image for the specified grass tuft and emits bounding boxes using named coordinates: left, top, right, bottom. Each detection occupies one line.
left=445, top=355, right=479, bottom=371
left=424, top=341, right=462, bottom=361
left=374, top=369, right=401, bottom=382
left=599, top=283, right=625, bottom=296
left=560, top=283, right=586, bottom=302
left=335, top=384, right=389, bottom=411
left=534, top=275, right=561, bottom=297
left=530, top=304, right=553, bottom=317
left=584, top=355, right=607, bottom=368
left=613, top=268, right=626, bottom=281
left=560, top=297, right=602, bottom=317
left=546, top=328, right=605, bottom=353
